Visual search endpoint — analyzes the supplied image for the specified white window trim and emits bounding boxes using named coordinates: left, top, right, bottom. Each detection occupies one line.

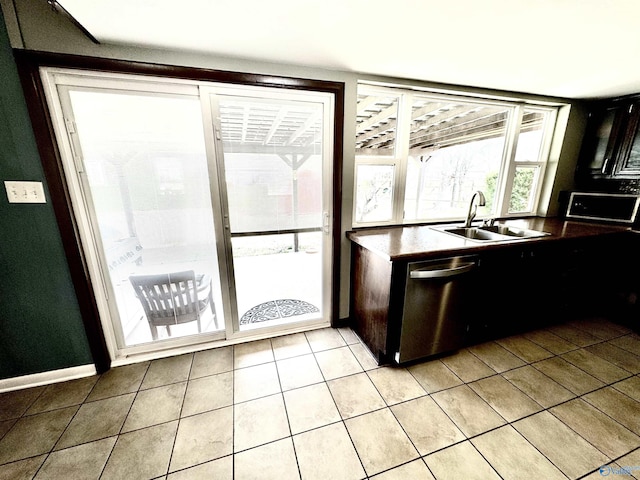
left=353, top=83, right=561, bottom=228
left=353, top=86, right=402, bottom=226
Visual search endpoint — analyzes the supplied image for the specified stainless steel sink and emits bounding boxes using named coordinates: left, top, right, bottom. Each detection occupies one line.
left=479, top=224, right=550, bottom=239
left=432, top=224, right=550, bottom=242
left=442, top=227, right=506, bottom=241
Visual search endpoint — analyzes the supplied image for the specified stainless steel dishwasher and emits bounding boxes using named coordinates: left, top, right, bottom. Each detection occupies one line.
left=396, top=255, right=478, bottom=363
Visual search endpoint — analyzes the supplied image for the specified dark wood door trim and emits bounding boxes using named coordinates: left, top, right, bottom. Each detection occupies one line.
left=13, top=51, right=112, bottom=373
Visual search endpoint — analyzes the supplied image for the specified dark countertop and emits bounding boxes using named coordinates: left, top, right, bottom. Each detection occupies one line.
left=346, top=217, right=632, bottom=261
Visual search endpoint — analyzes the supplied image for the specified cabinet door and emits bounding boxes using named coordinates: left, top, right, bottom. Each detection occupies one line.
left=615, top=102, right=640, bottom=177
left=472, top=250, right=524, bottom=341
left=580, top=104, right=626, bottom=178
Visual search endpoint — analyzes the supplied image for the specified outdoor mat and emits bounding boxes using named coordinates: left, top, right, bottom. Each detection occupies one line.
left=240, top=299, right=319, bottom=324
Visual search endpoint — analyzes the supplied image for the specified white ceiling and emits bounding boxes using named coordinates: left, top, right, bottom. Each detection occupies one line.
left=59, top=0, right=640, bottom=99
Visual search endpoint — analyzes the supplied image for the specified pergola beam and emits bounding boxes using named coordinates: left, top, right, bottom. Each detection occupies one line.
left=409, top=109, right=505, bottom=146
left=356, top=103, right=397, bottom=134
left=358, top=103, right=469, bottom=149
left=356, top=94, right=383, bottom=116
left=356, top=102, right=449, bottom=148
left=263, top=107, right=288, bottom=145
left=286, top=110, right=321, bottom=146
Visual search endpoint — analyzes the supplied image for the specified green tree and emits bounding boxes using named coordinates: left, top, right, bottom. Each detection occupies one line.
left=484, top=169, right=534, bottom=214
left=485, top=171, right=498, bottom=212
left=509, top=169, right=535, bottom=212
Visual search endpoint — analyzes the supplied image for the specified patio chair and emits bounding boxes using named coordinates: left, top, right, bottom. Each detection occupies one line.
left=129, top=270, right=217, bottom=340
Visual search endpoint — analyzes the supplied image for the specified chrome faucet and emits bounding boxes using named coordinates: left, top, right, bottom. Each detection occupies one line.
left=464, top=190, right=486, bottom=228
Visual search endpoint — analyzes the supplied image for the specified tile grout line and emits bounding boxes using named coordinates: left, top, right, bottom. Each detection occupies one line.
left=8, top=367, right=159, bottom=475
left=544, top=404, right=618, bottom=474
left=306, top=330, right=370, bottom=479
left=577, top=384, right=640, bottom=436
left=560, top=350, right=637, bottom=382
left=226, top=326, right=633, bottom=477
left=267, top=337, right=304, bottom=480
left=163, top=352, right=196, bottom=478
left=466, top=341, right=527, bottom=375
left=1, top=322, right=639, bottom=479
left=436, top=378, right=572, bottom=477
left=465, top=438, right=507, bottom=480
left=523, top=328, right=582, bottom=354
left=495, top=335, right=557, bottom=361
left=420, top=321, right=639, bottom=479
left=93, top=370, right=144, bottom=480
left=28, top=379, right=97, bottom=479
left=163, top=333, right=235, bottom=475
left=530, top=328, right=640, bottom=473
left=362, top=364, right=428, bottom=476
left=105, top=356, right=174, bottom=477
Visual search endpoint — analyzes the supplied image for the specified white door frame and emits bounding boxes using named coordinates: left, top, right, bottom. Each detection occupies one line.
left=40, top=67, right=334, bottom=362
left=201, top=84, right=334, bottom=341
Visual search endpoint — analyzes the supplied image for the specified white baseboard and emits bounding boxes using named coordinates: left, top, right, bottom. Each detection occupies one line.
left=0, top=364, right=97, bottom=393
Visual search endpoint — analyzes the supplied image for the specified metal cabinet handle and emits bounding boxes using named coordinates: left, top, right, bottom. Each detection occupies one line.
left=410, top=262, right=475, bottom=279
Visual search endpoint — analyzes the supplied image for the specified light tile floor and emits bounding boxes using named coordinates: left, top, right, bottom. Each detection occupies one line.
left=2, top=319, right=640, bottom=479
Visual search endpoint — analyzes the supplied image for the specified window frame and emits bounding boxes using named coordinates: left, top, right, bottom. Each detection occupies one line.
left=353, top=87, right=407, bottom=225
left=353, top=83, right=559, bottom=228
left=502, top=104, right=558, bottom=216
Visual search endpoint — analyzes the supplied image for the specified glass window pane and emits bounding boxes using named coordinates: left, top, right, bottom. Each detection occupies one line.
left=515, top=109, right=548, bottom=162
left=68, top=90, right=223, bottom=345
left=219, top=98, right=323, bottom=233
left=355, top=164, right=394, bottom=223
left=404, top=97, right=510, bottom=221
left=404, top=144, right=501, bottom=220
left=231, top=233, right=322, bottom=330
left=508, top=166, right=540, bottom=213
left=355, top=93, right=399, bottom=156
left=216, top=93, right=326, bottom=331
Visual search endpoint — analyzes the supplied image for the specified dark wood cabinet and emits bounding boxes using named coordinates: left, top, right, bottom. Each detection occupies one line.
left=577, top=96, right=640, bottom=187
left=348, top=219, right=639, bottom=365
left=579, top=104, right=626, bottom=178
left=471, top=243, right=566, bottom=343
left=350, top=244, right=396, bottom=363
left=615, top=102, right=640, bottom=177
left=350, top=229, right=636, bottom=365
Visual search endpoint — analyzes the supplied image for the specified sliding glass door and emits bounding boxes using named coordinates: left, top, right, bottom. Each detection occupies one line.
left=204, top=88, right=332, bottom=335
left=42, top=70, right=333, bottom=358
left=54, top=85, right=226, bottom=351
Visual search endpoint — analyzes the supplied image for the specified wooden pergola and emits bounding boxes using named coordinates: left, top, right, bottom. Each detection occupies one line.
left=219, top=100, right=322, bottom=155
left=217, top=100, right=324, bottom=249
left=356, top=94, right=545, bottom=156
left=217, top=94, right=544, bottom=158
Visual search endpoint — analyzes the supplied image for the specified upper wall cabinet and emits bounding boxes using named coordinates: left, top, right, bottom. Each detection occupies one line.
left=616, top=103, right=640, bottom=177
left=577, top=96, right=640, bottom=186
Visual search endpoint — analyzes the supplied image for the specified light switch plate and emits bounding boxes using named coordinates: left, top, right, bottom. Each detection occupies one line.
left=4, top=181, right=47, bottom=203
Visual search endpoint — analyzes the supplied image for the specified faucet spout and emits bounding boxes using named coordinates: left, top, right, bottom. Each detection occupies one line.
left=464, top=190, right=486, bottom=228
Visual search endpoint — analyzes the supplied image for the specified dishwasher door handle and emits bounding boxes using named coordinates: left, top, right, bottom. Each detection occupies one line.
left=410, top=261, right=475, bottom=279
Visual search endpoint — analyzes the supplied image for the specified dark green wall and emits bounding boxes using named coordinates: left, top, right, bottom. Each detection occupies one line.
left=0, top=9, right=93, bottom=379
